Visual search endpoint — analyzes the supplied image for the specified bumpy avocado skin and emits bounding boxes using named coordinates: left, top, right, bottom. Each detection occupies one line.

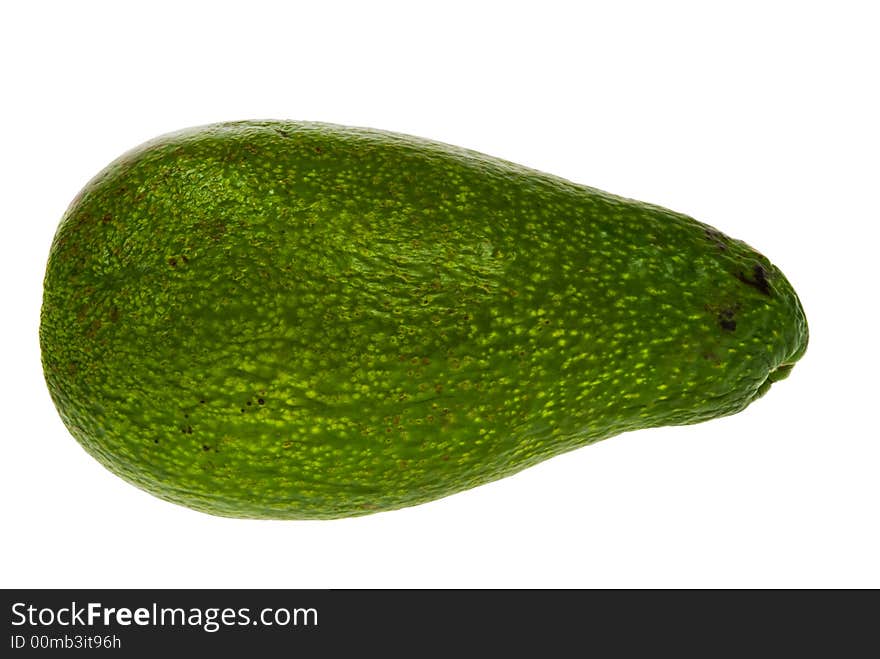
left=40, top=121, right=808, bottom=519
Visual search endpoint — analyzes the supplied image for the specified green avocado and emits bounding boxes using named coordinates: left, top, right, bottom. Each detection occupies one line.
left=40, top=121, right=808, bottom=519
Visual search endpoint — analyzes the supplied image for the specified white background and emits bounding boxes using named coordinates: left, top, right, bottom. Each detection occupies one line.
left=2, top=1, right=878, bottom=588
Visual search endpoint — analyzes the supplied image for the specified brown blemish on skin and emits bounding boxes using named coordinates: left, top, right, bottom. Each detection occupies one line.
left=736, top=264, right=772, bottom=296
left=705, top=302, right=742, bottom=333
left=704, top=227, right=728, bottom=251
left=718, top=307, right=737, bottom=332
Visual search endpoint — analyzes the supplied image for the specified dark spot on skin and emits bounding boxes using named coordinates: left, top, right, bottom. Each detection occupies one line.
left=246, top=400, right=252, bottom=406
left=736, top=264, right=772, bottom=296
left=184, top=414, right=189, bottom=418
left=200, top=400, right=206, bottom=404
left=706, top=301, right=741, bottom=315
left=168, top=258, right=177, bottom=267
left=240, top=408, right=245, bottom=413
left=202, top=445, right=210, bottom=451
left=704, top=227, right=728, bottom=251
left=181, top=255, right=189, bottom=264
left=752, top=264, right=771, bottom=294
left=153, top=439, right=159, bottom=444
left=258, top=398, right=265, bottom=405
left=713, top=304, right=740, bottom=331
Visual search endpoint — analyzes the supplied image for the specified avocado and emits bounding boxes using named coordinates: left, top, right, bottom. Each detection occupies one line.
left=40, top=121, right=808, bottom=519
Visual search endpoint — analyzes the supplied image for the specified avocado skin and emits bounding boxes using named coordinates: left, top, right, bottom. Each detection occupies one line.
left=40, top=121, right=808, bottom=519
